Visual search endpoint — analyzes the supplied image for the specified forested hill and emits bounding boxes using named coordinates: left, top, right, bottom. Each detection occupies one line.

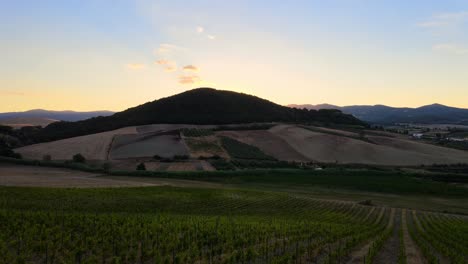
left=32, top=88, right=366, bottom=142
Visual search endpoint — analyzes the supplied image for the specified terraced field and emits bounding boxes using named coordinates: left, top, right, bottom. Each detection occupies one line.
left=0, top=186, right=466, bottom=263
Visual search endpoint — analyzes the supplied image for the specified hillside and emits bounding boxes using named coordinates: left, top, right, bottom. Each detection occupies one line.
left=32, top=88, right=365, bottom=142
left=289, top=103, right=468, bottom=124
left=0, top=109, right=114, bottom=122
left=0, top=117, right=58, bottom=128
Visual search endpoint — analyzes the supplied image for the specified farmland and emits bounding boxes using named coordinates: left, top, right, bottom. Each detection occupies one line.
left=1, top=184, right=467, bottom=263
left=1, top=164, right=468, bottom=263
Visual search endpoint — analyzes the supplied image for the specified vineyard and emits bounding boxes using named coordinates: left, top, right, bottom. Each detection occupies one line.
left=0, top=186, right=467, bottom=263
left=220, top=136, right=276, bottom=161
left=182, top=129, right=214, bottom=137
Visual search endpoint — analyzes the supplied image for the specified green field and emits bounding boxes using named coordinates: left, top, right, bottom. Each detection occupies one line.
left=1, top=166, right=468, bottom=263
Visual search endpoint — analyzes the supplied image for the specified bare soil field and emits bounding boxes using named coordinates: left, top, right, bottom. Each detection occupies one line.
left=142, top=161, right=215, bottom=171
left=15, top=126, right=137, bottom=161
left=184, top=136, right=229, bottom=158
left=216, top=130, right=308, bottom=161
left=270, top=125, right=468, bottom=165
left=109, top=132, right=189, bottom=159
left=0, top=164, right=153, bottom=188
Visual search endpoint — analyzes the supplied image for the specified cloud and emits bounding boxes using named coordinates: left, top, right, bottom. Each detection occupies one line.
left=196, top=26, right=204, bottom=33
left=207, top=35, right=216, bottom=40
left=178, top=75, right=201, bottom=85
left=126, top=63, right=146, bottom=70
left=182, top=65, right=199, bottom=72
left=165, top=66, right=177, bottom=72
left=155, top=59, right=178, bottom=72
left=155, top=43, right=186, bottom=55
left=433, top=43, right=468, bottom=55
left=418, top=11, right=468, bottom=29
left=155, top=59, right=171, bottom=65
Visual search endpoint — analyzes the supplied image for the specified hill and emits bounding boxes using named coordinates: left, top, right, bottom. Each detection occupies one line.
left=32, top=88, right=365, bottom=142
left=289, top=103, right=468, bottom=124
left=0, top=109, right=114, bottom=123
left=0, top=117, right=58, bottom=128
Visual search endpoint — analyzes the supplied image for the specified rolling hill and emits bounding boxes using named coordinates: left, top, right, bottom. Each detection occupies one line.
left=0, top=109, right=114, bottom=123
left=0, top=117, right=58, bottom=128
left=289, top=103, right=468, bottom=125
left=32, top=88, right=365, bottom=142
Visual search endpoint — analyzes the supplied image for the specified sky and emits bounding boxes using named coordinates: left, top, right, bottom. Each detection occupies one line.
left=1, top=0, right=468, bottom=112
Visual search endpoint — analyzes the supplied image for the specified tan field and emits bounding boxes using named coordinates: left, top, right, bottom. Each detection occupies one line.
left=270, top=124, right=468, bottom=165
left=13, top=123, right=468, bottom=166
left=15, top=126, right=137, bottom=160
left=0, top=164, right=152, bottom=188
left=216, top=130, right=308, bottom=161
left=109, top=132, right=189, bottom=160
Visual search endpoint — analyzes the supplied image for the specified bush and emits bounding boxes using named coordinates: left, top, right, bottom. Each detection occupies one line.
left=0, top=147, right=22, bottom=159
left=42, top=154, right=52, bottom=161
left=358, top=200, right=374, bottom=206
left=102, top=162, right=111, bottom=172
left=136, top=163, right=146, bottom=171
left=72, top=153, right=86, bottom=163
left=153, top=155, right=162, bottom=160
left=174, top=155, right=189, bottom=160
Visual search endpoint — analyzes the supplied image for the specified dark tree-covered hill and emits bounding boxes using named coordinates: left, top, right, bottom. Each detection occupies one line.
left=32, top=88, right=366, bottom=142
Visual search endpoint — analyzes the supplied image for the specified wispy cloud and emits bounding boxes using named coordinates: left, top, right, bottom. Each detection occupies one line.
left=178, top=75, right=201, bottom=85
left=155, top=59, right=178, bottom=72
left=418, top=11, right=468, bottom=29
left=182, top=65, right=199, bottom=72
left=433, top=43, right=468, bottom=55
left=207, top=35, right=216, bottom=40
left=155, top=43, right=186, bottom=55
left=126, top=63, right=146, bottom=70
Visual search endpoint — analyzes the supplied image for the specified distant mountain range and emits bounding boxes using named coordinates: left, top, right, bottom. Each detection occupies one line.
left=0, top=109, right=115, bottom=127
left=288, top=103, right=468, bottom=125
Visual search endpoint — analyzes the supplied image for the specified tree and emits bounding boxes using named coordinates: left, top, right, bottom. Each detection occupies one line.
left=102, top=162, right=111, bottom=172
left=42, top=154, right=52, bottom=161
left=72, top=153, right=86, bottom=163
left=136, top=162, right=146, bottom=171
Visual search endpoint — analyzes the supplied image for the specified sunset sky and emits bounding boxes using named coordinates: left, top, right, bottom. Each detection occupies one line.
left=1, top=0, right=468, bottom=112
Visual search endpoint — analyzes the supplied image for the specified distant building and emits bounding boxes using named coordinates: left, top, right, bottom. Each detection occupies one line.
left=412, top=133, right=424, bottom=139
left=447, top=137, right=468, bottom=142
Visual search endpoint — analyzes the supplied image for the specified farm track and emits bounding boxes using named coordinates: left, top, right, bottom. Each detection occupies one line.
left=373, top=209, right=402, bottom=264
left=401, top=209, right=425, bottom=264
left=346, top=208, right=395, bottom=264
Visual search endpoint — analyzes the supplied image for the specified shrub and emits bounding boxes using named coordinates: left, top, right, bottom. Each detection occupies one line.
left=102, top=162, right=111, bottom=172
left=136, top=163, right=146, bottom=171
left=72, top=153, right=86, bottom=163
left=358, top=200, right=374, bottom=206
left=153, top=155, right=162, bottom=160
left=0, top=147, right=22, bottom=159
left=174, top=155, right=189, bottom=160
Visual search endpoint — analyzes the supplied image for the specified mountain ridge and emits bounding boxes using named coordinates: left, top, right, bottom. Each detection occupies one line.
left=0, top=109, right=114, bottom=123
left=288, top=103, right=468, bottom=124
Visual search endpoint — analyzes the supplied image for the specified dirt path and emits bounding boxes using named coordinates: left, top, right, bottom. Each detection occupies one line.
left=373, top=209, right=401, bottom=263
left=0, top=164, right=226, bottom=188
left=0, top=164, right=156, bottom=188
left=402, top=209, right=426, bottom=264
left=346, top=208, right=395, bottom=264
